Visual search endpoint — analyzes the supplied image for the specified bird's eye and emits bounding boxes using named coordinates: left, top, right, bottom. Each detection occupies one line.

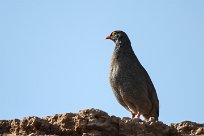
left=111, top=32, right=116, bottom=36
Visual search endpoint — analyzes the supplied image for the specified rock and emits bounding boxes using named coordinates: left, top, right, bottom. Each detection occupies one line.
left=0, top=109, right=203, bottom=136
left=171, top=121, right=204, bottom=135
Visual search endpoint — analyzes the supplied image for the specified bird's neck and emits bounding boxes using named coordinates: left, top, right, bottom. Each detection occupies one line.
left=113, top=40, right=134, bottom=59
left=111, top=39, right=142, bottom=67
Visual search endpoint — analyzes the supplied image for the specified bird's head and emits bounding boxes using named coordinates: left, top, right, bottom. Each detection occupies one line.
left=106, top=30, right=130, bottom=44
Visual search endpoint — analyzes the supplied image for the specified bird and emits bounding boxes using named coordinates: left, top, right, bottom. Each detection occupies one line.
left=106, top=30, right=159, bottom=120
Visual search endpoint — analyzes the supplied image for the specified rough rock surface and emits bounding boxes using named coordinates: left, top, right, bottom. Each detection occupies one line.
left=0, top=109, right=203, bottom=136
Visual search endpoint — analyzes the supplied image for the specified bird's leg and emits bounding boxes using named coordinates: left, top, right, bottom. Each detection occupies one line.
left=131, top=113, right=135, bottom=119
left=137, top=112, right=141, bottom=118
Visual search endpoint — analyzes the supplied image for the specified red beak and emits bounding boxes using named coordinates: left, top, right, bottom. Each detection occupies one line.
left=106, top=35, right=111, bottom=39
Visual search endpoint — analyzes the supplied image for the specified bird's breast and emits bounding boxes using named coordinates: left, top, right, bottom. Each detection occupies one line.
left=109, top=61, right=125, bottom=88
left=110, top=63, right=119, bottom=78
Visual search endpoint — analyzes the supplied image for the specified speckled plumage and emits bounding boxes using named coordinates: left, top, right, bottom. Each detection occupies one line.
left=106, top=31, right=159, bottom=120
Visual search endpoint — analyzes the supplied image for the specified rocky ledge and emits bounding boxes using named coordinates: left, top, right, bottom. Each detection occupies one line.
left=0, top=109, right=203, bottom=136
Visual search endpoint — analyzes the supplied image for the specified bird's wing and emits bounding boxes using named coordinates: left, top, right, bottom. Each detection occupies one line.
left=125, top=69, right=153, bottom=115
left=136, top=63, right=159, bottom=118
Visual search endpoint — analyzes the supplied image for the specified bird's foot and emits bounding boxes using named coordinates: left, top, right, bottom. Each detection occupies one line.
left=131, top=113, right=135, bottom=119
left=132, top=112, right=141, bottom=119
left=137, top=112, right=141, bottom=119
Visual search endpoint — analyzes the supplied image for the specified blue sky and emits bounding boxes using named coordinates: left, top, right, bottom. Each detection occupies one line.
left=0, top=0, right=204, bottom=124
